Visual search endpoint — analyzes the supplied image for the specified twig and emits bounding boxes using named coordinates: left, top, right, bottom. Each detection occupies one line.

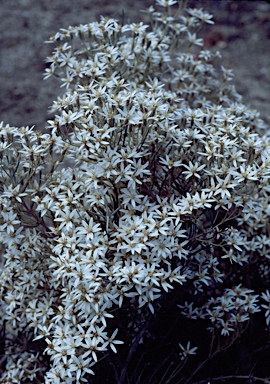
left=118, top=315, right=152, bottom=384
left=194, top=375, right=270, bottom=384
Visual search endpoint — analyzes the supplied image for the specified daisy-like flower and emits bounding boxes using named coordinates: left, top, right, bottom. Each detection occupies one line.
left=103, top=328, right=124, bottom=353
left=160, top=155, right=182, bottom=169
left=182, top=161, right=206, bottom=179
left=2, top=185, right=27, bottom=203
left=156, top=0, right=178, bottom=6
left=0, top=211, right=20, bottom=234
left=219, top=319, right=234, bottom=336
left=179, top=341, right=198, bottom=360
left=234, top=165, right=258, bottom=183
left=76, top=218, right=102, bottom=240
left=186, top=8, right=215, bottom=24
left=69, top=355, right=95, bottom=381
left=54, top=207, right=77, bottom=231
left=214, top=174, right=237, bottom=199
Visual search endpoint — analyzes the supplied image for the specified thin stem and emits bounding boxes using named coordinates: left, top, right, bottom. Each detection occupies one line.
left=164, top=358, right=187, bottom=384
left=183, top=332, right=241, bottom=384
left=194, top=375, right=270, bottom=384
left=118, top=315, right=152, bottom=384
left=147, top=355, right=174, bottom=384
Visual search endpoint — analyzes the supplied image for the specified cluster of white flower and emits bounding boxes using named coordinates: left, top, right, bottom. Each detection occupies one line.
left=179, top=284, right=263, bottom=337
left=0, top=1, right=269, bottom=383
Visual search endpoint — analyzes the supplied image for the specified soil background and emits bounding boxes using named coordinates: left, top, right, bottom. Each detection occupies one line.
left=0, top=0, right=269, bottom=130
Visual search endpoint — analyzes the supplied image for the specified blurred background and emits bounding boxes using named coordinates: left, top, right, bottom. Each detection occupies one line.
left=0, top=0, right=269, bottom=129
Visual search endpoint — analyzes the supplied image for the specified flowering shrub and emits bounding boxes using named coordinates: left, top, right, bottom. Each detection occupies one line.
left=0, top=1, right=270, bottom=383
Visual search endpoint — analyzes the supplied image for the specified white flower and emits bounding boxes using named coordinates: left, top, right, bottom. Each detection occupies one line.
left=186, top=8, right=214, bottom=24
left=186, top=32, right=204, bottom=46
left=234, top=165, right=258, bottom=183
left=119, top=187, right=144, bottom=208
left=2, top=185, right=27, bottom=203
left=214, top=174, right=237, bottom=199
left=156, top=0, right=178, bottom=6
left=81, top=338, right=107, bottom=361
left=179, top=341, right=198, bottom=360
left=219, top=319, right=234, bottom=336
left=76, top=218, right=101, bottom=240
left=182, top=161, right=206, bottom=179
left=0, top=211, right=20, bottom=234
left=117, top=236, right=147, bottom=255
left=103, top=328, right=124, bottom=353
left=54, top=207, right=77, bottom=231
left=0, top=141, right=12, bottom=151
left=160, top=155, right=182, bottom=169
left=69, top=355, right=95, bottom=381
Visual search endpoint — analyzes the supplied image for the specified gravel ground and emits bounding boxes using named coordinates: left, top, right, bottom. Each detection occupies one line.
left=0, top=0, right=269, bottom=129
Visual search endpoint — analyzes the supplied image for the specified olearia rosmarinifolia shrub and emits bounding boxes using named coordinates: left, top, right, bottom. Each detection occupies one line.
left=0, top=0, right=270, bottom=382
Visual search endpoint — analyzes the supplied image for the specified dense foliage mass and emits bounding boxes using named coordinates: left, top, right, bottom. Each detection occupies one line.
left=0, top=1, right=269, bottom=382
